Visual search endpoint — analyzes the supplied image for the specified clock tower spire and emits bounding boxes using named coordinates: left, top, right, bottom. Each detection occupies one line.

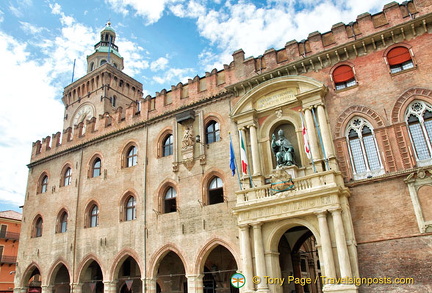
left=87, top=22, right=124, bottom=72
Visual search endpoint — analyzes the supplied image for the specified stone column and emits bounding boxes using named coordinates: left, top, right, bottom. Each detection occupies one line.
left=251, top=222, right=269, bottom=292
left=103, top=281, right=116, bottom=293
left=144, top=278, right=157, bottom=293
left=248, top=124, right=261, bottom=176
left=330, top=208, right=353, bottom=278
left=315, top=211, right=336, bottom=279
left=186, top=274, right=204, bottom=293
left=304, top=108, right=322, bottom=171
left=316, top=104, right=334, bottom=158
left=239, top=225, right=254, bottom=292
left=41, top=285, right=53, bottom=293
left=71, top=283, right=83, bottom=293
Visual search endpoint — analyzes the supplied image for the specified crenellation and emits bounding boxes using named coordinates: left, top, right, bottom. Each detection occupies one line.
left=52, top=132, right=61, bottom=147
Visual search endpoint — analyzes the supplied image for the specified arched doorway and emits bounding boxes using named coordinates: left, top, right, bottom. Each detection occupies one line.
left=156, top=251, right=187, bottom=293
left=116, top=256, right=142, bottom=293
left=278, top=227, right=322, bottom=293
left=202, top=245, right=238, bottom=293
left=80, top=260, right=104, bottom=293
left=26, top=267, right=42, bottom=293
left=51, top=264, right=70, bottom=293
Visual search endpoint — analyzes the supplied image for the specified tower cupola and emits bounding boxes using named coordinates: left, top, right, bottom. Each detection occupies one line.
left=87, top=22, right=124, bottom=72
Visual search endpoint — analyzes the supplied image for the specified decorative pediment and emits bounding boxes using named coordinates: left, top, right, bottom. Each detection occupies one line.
left=230, top=75, right=327, bottom=123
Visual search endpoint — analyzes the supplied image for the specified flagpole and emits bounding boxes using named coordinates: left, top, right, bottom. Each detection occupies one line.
left=229, top=133, right=242, bottom=189
left=311, top=107, right=330, bottom=171
left=300, top=110, right=316, bottom=173
left=238, top=130, right=253, bottom=188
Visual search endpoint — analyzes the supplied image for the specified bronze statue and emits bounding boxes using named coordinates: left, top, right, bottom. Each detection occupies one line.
left=271, top=129, right=295, bottom=167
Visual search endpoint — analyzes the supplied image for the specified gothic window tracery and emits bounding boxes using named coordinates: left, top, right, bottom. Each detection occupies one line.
left=405, top=100, right=432, bottom=166
left=346, top=117, right=383, bottom=179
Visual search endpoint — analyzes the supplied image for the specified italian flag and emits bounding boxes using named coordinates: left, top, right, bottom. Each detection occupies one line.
left=239, top=131, right=248, bottom=175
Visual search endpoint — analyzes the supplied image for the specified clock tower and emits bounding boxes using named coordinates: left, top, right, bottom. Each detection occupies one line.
left=61, top=23, right=143, bottom=134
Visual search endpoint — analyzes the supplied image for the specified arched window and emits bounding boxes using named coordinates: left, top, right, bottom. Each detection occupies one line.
left=346, top=117, right=383, bottom=179
left=63, top=167, right=72, bottom=186
left=100, top=59, right=107, bottom=66
left=34, top=216, right=43, bottom=237
left=387, top=46, right=414, bottom=74
left=164, top=187, right=177, bottom=213
left=125, top=196, right=136, bottom=221
left=163, top=134, right=173, bottom=157
left=405, top=101, right=432, bottom=166
left=39, top=174, right=48, bottom=194
left=208, top=176, right=224, bottom=204
left=89, top=205, right=99, bottom=227
left=92, top=158, right=102, bottom=178
left=126, top=146, right=138, bottom=167
left=57, top=211, right=68, bottom=233
left=206, top=121, right=220, bottom=144
left=90, top=62, right=95, bottom=71
left=333, top=65, right=356, bottom=90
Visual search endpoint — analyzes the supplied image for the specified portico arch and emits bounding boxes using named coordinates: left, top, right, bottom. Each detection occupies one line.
left=265, top=218, right=323, bottom=293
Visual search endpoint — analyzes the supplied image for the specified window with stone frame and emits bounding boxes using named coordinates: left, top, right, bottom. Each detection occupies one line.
left=57, top=211, right=68, bottom=233
left=387, top=46, right=414, bottom=74
left=162, top=134, right=173, bottom=157
left=346, top=117, right=384, bottom=180
left=126, top=145, right=138, bottom=167
left=332, top=65, right=357, bottom=90
left=39, top=174, right=48, bottom=194
left=208, top=176, right=224, bottom=205
left=164, top=187, right=177, bottom=213
left=91, top=157, right=102, bottom=178
left=205, top=120, right=220, bottom=144
left=89, top=204, right=99, bottom=227
left=405, top=100, right=432, bottom=166
left=125, top=196, right=136, bottom=221
left=33, top=216, right=43, bottom=238
left=62, top=166, right=72, bottom=187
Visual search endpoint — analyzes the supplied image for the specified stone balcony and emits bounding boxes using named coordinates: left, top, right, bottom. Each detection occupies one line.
left=233, top=170, right=349, bottom=225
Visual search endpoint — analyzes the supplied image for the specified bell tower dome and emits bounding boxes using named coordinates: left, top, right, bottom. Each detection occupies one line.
left=86, top=22, right=124, bottom=72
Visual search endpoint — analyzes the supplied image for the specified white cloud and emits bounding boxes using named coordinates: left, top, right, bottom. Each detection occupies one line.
left=170, top=1, right=206, bottom=18
left=104, top=0, right=178, bottom=24
left=20, top=21, right=46, bottom=34
left=0, top=32, right=64, bottom=208
left=150, top=57, right=169, bottom=71
left=195, top=0, right=401, bottom=71
left=152, top=67, right=195, bottom=86
left=0, top=9, right=4, bottom=23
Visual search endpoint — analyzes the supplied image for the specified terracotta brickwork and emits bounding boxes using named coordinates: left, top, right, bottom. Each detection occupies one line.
left=16, top=1, right=432, bottom=293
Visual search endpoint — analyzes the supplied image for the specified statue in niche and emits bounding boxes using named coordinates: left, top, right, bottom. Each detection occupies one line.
left=271, top=128, right=296, bottom=167
left=182, top=125, right=194, bottom=149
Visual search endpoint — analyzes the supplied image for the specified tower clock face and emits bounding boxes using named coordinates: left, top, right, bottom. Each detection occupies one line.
left=72, top=104, right=94, bottom=132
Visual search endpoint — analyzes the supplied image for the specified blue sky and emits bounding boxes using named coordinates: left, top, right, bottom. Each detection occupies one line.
left=0, top=0, right=399, bottom=212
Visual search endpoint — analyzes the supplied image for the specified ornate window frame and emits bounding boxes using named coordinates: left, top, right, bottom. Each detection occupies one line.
left=345, top=117, right=384, bottom=180
left=405, top=169, right=432, bottom=233
left=405, top=100, right=432, bottom=167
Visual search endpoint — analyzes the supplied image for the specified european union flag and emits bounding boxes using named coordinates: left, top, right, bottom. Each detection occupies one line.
left=229, top=138, right=236, bottom=176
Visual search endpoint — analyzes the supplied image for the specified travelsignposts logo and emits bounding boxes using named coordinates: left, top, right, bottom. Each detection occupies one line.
left=231, top=273, right=246, bottom=288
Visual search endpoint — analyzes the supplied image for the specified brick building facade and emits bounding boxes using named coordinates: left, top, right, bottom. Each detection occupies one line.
left=15, top=1, right=432, bottom=292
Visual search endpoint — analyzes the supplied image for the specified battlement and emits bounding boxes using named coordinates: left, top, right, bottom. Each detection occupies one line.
left=30, top=0, right=432, bottom=162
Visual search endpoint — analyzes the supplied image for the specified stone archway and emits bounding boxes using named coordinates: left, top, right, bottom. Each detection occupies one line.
left=50, top=263, right=71, bottom=293
left=201, top=245, right=238, bottom=293
left=156, top=251, right=187, bottom=293
left=24, top=266, right=42, bottom=293
left=115, top=256, right=142, bottom=293
left=80, top=260, right=104, bottom=293
left=278, top=226, right=322, bottom=293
